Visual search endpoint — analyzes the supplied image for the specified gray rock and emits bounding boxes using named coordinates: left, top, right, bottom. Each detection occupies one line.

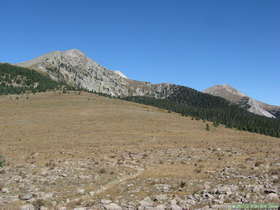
left=101, top=199, right=112, bottom=205
left=213, top=199, right=224, bottom=204
left=20, top=204, right=35, bottom=210
left=89, top=191, right=95, bottom=196
left=170, top=199, right=182, bottom=210
left=77, top=188, right=85, bottom=194
left=139, top=207, right=155, bottom=210
left=1, top=187, right=9, bottom=193
left=37, top=192, right=53, bottom=200
left=170, top=204, right=182, bottom=210
left=155, top=205, right=166, bottom=210
left=185, top=198, right=196, bottom=205
left=154, top=194, right=168, bottom=201
left=51, top=201, right=57, bottom=206
left=252, top=185, right=263, bottom=193
left=155, top=184, right=171, bottom=192
left=19, top=193, right=33, bottom=200
left=217, top=185, right=231, bottom=195
left=266, top=193, right=279, bottom=201
left=121, top=203, right=137, bottom=210
left=139, top=196, right=154, bottom=207
left=104, top=203, right=122, bottom=210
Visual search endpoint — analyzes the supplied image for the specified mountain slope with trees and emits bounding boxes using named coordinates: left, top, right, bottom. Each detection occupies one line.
left=0, top=63, right=71, bottom=95
left=124, top=86, right=280, bottom=138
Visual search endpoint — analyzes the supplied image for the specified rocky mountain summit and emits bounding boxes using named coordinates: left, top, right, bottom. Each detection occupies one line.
left=204, top=84, right=280, bottom=118
left=17, top=49, right=177, bottom=98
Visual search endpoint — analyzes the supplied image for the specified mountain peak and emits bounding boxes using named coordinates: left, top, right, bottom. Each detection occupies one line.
left=204, top=84, right=279, bottom=118
left=63, top=49, right=86, bottom=57
left=221, top=84, right=234, bottom=89
left=205, top=84, right=247, bottom=98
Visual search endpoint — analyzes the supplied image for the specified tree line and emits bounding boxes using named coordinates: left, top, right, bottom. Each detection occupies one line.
left=123, top=86, right=280, bottom=138
left=0, top=63, right=74, bottom=95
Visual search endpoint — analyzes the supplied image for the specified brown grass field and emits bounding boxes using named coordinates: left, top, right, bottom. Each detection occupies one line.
left=0, top=91, right=279, bottom=209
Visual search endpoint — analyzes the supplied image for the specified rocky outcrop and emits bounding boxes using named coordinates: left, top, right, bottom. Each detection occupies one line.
left=17, top=49, right=130, bottom=96
left=17, top=49, right=177, bottom=98
left=204, top=84, right=280, bottom=118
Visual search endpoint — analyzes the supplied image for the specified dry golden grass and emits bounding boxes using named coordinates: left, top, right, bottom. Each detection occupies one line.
left=0, top=91, right=279, bottom=170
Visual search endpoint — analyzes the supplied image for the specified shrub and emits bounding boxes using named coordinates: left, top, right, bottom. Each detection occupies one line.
left=99, top=168, right=106, bottom=174
left=0, top=155, right=5, bottom=168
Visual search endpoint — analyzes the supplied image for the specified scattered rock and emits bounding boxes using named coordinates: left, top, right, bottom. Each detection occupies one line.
left=266, top=193, right=279, bottom=201
left=170, top=199, right=182, bottom=210
left=139, top=197, right=154, bottom=209
left=20, top=204, right=35, bottom=210
left=19, top=193, right=33, bottom=200
left=1, top=187, right=9, bottom=193
left=104, top=203, right=122, bottom=210
left=77, top=188, right=85, bottom=195
left=155, top=184, right=171, bottom=192
left=101, top=199, right=112, bottom=205
left=154, top=194, right=168, bottom=201
left=89, top=191, right=95, bottom=196
left=155, top=204, right=166, bottom=210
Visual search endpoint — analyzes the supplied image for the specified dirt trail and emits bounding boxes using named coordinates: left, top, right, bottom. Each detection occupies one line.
left=83, top=164, right=145, bottom=198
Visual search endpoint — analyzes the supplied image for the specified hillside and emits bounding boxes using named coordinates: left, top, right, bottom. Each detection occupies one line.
left=124, top=86, right=280, bottom=138
left=0, top=63, right=71, bottom=95
left=14, top=49, right=280, bottom=138
left=0, top=92, right=279, bottom=209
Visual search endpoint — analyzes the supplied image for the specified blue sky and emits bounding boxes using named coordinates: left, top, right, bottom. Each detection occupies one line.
left=1, top=0, right=279, bottom=105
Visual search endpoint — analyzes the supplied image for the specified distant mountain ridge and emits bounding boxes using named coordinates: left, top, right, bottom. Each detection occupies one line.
left=204, top=84, right=280, bottom=119
left=16, top=49, right=280, bottom=120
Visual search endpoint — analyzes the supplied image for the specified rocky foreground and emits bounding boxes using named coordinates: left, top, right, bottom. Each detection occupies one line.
left=1, top=146, right=279, bottom=209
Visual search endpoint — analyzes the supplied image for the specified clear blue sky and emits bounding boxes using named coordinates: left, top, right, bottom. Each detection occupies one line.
left=1, top=0, right=279, bottom=105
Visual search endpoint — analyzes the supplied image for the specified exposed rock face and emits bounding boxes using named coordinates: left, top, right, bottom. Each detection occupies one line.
left=17, top=49, right=177, bottom=98
left=114, top=70, right=128, bottom=79
left=204, top=84, right=280, bottom=118
left=17, top=49, right=129, bottom=96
